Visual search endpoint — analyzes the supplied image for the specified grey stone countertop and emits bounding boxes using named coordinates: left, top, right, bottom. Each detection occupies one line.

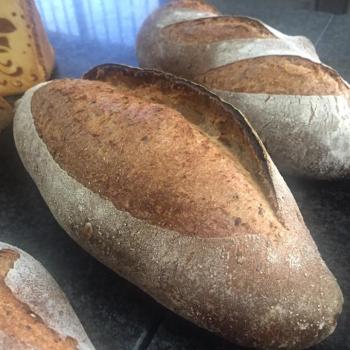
left=0, top=0, right=349, bottom=349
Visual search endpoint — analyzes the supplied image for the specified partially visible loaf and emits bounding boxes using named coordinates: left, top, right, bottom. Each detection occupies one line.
left=0, top=242, right=95, bottom=350
left=14, top=64, right=343, bottom=350
left=137, top=0, right=350, bottom=179
left=0, top=0, right=55, bottom=96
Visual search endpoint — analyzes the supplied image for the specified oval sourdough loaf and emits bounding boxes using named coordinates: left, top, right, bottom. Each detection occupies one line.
left=137, top=0, right=350, bottom=179
left=0, top=242, right=94, bottom=350
left=14, top=64, right=343, bottom=350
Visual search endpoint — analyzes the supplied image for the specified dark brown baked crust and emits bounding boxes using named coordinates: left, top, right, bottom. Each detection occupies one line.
left=196, top=55, right=349, bottom=95
left=0, top=249, right=78, bottom=350
left=163, top=16, right=274, bottom=43
left=32, top=68, right=281, bottom=238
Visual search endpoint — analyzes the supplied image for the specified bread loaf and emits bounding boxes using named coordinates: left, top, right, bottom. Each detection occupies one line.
left=0, top=0, right=54, bottom=96
left=137, top=0, right=350, bottom=179
left=14, top=64, right=343, bottom=350
left=0, top=242, right=94, bottom=350
left=0, top=97, right=12, bottom=133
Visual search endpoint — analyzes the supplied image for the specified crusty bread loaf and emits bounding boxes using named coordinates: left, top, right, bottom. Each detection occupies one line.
left=0, top=242, right=94, bottom=350
left=0, top=0, right=55, bottom=96
left=0, top=97, right=12, bottom=133
left=14, top=64, right=343, bottom=350
left=137, top=0, right=350, bottom=179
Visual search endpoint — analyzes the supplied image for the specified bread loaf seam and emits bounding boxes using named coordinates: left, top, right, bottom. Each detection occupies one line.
left=158, top=14, right=319, bottom=63
left=213, top=89, right=350, bottom=177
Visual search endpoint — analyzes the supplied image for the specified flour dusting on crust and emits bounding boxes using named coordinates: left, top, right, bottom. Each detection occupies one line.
left=13, top=81, right=343, bottom=349
left=0, top=241, right=95, bottom=350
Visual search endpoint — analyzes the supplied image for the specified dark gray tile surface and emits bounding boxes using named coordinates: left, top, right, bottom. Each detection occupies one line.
left=316, top=14, right=350, bottom=80
left=148, top=311, right=237, bottom=350
left=0, top=0, right=349, bottom=349
left=316, top=0, right=349, bottom=14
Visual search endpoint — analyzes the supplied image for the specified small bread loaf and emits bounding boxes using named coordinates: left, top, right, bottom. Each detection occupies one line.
left=0, top=0, right=55, bottom=96
left=0, top=97, right=12, bottom=133
left=0, top=242, right=94, bottom=350
left=137, top=0, right=350, bottom=179
left=14, top=64, right=343, bottom=350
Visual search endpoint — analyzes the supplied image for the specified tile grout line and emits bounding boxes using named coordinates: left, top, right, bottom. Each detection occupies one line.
left=315, top=14, right=334, bottom=47
left=132, top=312, right=165, bottom=350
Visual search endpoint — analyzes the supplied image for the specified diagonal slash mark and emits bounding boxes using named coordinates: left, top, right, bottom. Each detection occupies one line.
left=315, top=15, right=334, bottom=48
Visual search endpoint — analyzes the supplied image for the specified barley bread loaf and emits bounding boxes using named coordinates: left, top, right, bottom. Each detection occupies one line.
left=14, top=64, right=343, bottom=350
left=0, top=242, right=94, bottom=350
left=0, top=97, right=12, bottom=133
left=137, top=0, right=350, bottom=179
left=0, top=0, right=55, bottom=96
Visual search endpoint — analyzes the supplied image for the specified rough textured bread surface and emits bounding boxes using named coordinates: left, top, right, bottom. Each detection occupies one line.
left=32, top=79, right=281, bottom=239
left=196, top=55, right=350, bottom=95
left=81, top=66, right=279, bottom=206
left=0, top=0, right=55, bottom=96
left=163, top=16, right=274, bottom=43
left=0, top=249, right=78, bottom=350
left=14, top=64, right=343, bottom=350
left=0, top=242, right=95, bottom=350
left=0, top=97, right=13, bottom=133
left=137, top=0, right=350, bottom=179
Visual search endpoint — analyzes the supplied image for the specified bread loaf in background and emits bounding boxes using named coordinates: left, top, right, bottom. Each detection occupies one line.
left=0, top=242, right=94, bottom=350
left=0, top=0, right=55, bottom=96
left=14, top=64, right=343, bottom=350
left=0, top=97, right=12, bottom=134
left=137, top=0, right=350, bottom=179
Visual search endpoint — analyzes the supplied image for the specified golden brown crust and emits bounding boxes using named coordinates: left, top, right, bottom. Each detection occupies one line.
left=32, top=74, right=282, bottom=239
left=163, top=16, right=274, bottom=44
left=196, top=55, right=349, bottom=95
left=83, top=64, right=281, bottom=209
left=0, top=249, right=78, bottom=350
left=82, top=66, right=278, bottom=207
left=14, top=65, right=344, bottom=350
